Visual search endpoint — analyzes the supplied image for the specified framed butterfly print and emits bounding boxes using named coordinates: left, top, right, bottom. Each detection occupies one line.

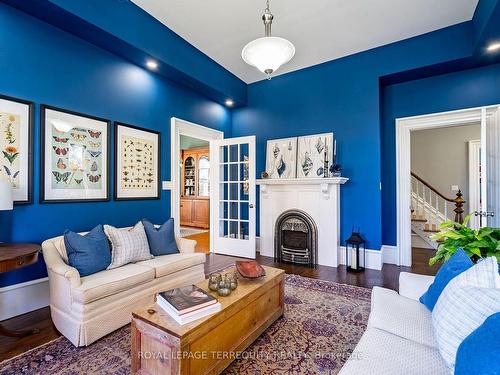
left=40, top=105, right=110, bottom=203
left=0, top=94, right=33, bottom=204
left=114, top=122, right=160, bottom=200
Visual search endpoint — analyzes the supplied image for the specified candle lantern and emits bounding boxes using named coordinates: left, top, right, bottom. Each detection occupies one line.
left=345, top=231, right=366, bottom=272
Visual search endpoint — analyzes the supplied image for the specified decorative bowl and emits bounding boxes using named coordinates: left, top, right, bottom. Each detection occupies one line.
left=235, top=260, right=266, bottom=279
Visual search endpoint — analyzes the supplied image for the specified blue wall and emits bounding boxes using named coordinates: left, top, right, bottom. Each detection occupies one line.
left=381, top=63, right=500, bottom=245
left=0, top=3, right=231, bottom=287
left=232, top=23, right=476, bottom=251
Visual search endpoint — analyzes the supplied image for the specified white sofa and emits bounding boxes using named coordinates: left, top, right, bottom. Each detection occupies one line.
left=340, top=272, right=449, bottom=375
left=42, top=230, right=206, bottom=347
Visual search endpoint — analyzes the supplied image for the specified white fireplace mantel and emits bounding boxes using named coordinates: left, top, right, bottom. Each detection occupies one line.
left=257, top=177, right=348, bottom=267
left=257, top=177, right=348, bottom=200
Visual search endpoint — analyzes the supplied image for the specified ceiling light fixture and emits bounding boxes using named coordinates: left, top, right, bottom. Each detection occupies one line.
left=486, top=42, right=500, bottom=53
left=225, top=99, right=234, bottom=107
left=242, top=0, right=295, bottom=80
left=146, top=59, right=158, bottom=70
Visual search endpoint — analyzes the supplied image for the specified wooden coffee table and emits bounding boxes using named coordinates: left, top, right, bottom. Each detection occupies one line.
left=131, top=265, right=285, bottom=375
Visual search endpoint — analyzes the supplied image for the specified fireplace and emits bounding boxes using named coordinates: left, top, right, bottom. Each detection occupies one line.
left=274, top=209, right=318, bottom=267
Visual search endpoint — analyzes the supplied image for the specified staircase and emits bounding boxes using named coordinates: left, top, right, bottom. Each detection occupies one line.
left=410, top=172, right=466, bottom=249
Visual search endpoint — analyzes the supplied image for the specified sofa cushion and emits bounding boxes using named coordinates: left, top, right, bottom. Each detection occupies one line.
left=64, top=225, right=111, bottom=277
left=73, top=263, right=155, bottom=304
left=338, top=328, right=449, bottom=375
left=105, top=222, right=152, bottom=269
left=136, top=253, right=206, bottom=278
left=432, top=257, right=500, bottom=371
left=419, top=248, right=473, bottom=311
left=142, top=218, right=179, bottom=256
left=368, top=286, right=438, bottom=348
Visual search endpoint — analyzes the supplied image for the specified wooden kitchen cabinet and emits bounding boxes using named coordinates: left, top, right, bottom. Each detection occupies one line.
left=180, top=147, right=210, bottom=229
left=180, top=198, right=193, bottom=225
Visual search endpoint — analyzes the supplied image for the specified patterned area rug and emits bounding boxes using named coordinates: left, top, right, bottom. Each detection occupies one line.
left=180, top=227, right=209, bottom=237
left=0, top=275, right=371, bottom=375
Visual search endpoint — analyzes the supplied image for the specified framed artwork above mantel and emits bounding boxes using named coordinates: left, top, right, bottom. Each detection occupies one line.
left=40, top=105, right=111, bottom=203
left=296, top=132, right=334, bottom=178
left=114, top=122, right=160, bottom=201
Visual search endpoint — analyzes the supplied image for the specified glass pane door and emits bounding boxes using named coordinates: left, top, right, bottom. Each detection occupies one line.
left=211, top=136, right=255, bottom=258
left=198, top=156, right=210, bottom=197
left=482, top=107, right=500, bottom=227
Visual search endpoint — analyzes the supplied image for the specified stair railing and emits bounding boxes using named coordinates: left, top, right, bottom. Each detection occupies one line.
left=411, top=172, right=466, bottom=228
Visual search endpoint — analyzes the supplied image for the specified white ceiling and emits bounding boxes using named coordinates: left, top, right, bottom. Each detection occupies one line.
left=132, top=0, right=479, bottom=84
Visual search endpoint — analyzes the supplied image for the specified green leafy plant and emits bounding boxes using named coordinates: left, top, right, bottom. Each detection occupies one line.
left=429, top=214, right=500, bottom=265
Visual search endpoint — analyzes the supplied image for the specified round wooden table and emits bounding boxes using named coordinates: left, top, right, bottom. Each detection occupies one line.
left=0, top=243, right=41, bottom=337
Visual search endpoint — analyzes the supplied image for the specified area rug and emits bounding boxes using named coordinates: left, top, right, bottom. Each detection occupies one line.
left=0, top=275, right=371, bottom=375
left=180, top=227, right=209, bottom=237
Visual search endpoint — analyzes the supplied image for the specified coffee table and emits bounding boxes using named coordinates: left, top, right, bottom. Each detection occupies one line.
left=131, top=265, right=285, bottom=375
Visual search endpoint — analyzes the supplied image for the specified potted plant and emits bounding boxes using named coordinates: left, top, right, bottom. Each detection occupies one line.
left=429, top=214, right=500, bottom=265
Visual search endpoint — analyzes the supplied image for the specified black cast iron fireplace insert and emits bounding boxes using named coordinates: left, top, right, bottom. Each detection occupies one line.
left=274, top=209, right=318, bottom=267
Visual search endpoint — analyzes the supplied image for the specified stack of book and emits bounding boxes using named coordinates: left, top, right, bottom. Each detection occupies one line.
left=156, top=285, right=221, bottom=325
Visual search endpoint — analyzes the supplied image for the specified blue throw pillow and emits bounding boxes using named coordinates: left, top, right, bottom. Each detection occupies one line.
left=455, top=313, right=500, bottom=374
left=419, top=248, right=473, bottom=311
left=142, top=218, right=179, bottom=256
left=64, top=224, right=111, bottom=277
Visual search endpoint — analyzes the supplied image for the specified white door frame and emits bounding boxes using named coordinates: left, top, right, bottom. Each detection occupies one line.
left=468, top=140, right=481, bottom=229
left=170, top=117, right=223, bottom=245
left=396, top=107, right=483, bottom=266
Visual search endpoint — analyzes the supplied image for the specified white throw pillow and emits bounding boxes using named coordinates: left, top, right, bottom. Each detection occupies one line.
left=104, top=222, right=152, bottom=269
left=432, top=257, right=500, bottom=370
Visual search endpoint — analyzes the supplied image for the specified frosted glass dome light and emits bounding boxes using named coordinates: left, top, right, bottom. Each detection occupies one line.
left=242, top=37, right=295, bottom=79
left=242, top=0, right=295, bottom=79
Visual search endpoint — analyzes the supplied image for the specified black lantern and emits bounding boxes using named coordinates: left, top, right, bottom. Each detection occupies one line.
left=345, top=231, right=366, bottom=272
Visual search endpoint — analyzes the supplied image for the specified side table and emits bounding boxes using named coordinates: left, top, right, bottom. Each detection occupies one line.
left=0, top=243, right=41, bottom=337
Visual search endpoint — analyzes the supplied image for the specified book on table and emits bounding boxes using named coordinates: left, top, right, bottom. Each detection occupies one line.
left=156, top=285, right=221, bottom=325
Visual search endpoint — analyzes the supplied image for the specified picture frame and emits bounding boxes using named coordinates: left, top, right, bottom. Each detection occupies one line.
left=0, top=94, right=34, bottom=204
left=40, top=105, right=110, bottom=203
left=265, top=137, right=298, bottom=179
left=114, top=122, right=160, bottom=200
left=296, top=132, right=334, bottom=178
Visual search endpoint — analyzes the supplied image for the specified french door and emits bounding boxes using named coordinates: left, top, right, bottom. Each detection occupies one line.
left=210, top=136, right=256, bottom=258
left=477, top=106, right=500, bottom=227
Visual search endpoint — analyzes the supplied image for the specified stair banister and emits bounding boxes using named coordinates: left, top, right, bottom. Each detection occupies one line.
left=410, top=172, right=466, bottom=224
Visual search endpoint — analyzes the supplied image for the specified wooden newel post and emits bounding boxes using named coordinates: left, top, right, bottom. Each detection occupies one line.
left=453, top=190, right=466, bottom=224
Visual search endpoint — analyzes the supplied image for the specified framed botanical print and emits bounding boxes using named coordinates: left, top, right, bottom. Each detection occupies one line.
left=265, top=137, right=297, bottom=179
left=296, top=133, right=334, bottom=178
left=40, top=105, right=110, bottom=203
left=0, top=95, right=33, bottom=204
left=114, top=122, right=160, bottom=200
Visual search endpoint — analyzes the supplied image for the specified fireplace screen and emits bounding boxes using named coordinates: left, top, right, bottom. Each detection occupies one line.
left=274, top=209, right=318, bottom=267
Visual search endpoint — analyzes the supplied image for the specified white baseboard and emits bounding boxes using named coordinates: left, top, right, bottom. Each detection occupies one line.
left=0, top=277, right=50, bottom=321
left=338, top=246, right=382, bottom=270
left=381, top=245, right=399, bottom=265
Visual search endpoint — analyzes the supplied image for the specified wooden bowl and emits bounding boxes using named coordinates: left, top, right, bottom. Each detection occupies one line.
left=235, top=260, right=266, bottom=279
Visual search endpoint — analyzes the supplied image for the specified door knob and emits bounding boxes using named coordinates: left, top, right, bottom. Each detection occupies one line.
left=474, top=211, right=495, bottom=217
left=249, top=204, right=254, bottom=208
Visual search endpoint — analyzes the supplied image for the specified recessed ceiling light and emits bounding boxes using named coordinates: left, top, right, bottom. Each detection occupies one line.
left=225, top=99, right=234, bottom=107
left=486, top=42, right=500, bottom=53
left=146, top=60, right=158, bottom=70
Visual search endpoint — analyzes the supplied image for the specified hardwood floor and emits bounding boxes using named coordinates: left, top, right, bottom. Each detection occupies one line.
left=0, top=249, right=439, bottom=362
left=186, top=231, right=210, bottom=254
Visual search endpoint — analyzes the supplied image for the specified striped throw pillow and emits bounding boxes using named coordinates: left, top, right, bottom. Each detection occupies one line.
left=104, top=222, right=153, bottom=269
left=432, top=257, right=500, bottom=370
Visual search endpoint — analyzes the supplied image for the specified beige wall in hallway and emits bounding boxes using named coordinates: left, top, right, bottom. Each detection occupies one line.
left=411, top=123, right=480, bottom=216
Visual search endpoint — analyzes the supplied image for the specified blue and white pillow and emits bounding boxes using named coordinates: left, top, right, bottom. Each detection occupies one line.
left=432, top=257, right=500, bottom=370
left=104, top=222, right=152, bottom=269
